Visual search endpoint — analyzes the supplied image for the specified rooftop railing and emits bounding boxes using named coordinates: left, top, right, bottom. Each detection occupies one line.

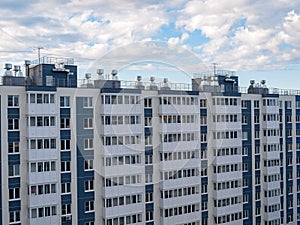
left=31, top=56, right=74, bottom=65
left=194, top=70, right=236, bottom=78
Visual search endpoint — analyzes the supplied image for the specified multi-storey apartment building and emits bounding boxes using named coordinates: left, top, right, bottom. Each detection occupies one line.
left=0, top=57, right=300, bottom=225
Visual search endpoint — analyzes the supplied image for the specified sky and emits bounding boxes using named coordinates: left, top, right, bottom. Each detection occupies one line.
left=0, top=0, right=300, bottom=89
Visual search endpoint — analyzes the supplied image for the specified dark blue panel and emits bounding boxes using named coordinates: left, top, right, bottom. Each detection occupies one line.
left=144, top=108, right=152, bottom=118
left=200, top=109, right=207, bottom=116
left=145, top=165, right=153, bottom=173
left=80, top=151, right=94, bottom=159
left=202, top=211, right=208, bottom=218
left=256, top=217, right=261, bottom=223
left=254, top=124, right=260, bottom=131
left=8, top=155, right=20, bottom=165
left=26, top=85, right=57, bottom=91
left=61, top=216, right=73, bottom=224
left=61, top=173, right=72, bottom=183
left=145, top=146, right=153, bottom=152
left=7, top=131, right=19, bottom=142
left=7, top=108, right=19, bottom=119
left=76, top=97, right=95, bottom=224
left=262, top=93, right=279, bottom=98
left=145, top=148, right=153, bottom=156
left=158, top=90, right=199, bottom=95
left=60, top=130, right=71, bottom=140
left=60, top=108, right=71, bottom=118
left=41, top=64, right=77, bottom=88
left=201, top=143, right=207, bottom=151
left=146, top=222, right=154, bottom=225
left=61, top=151, right=71, bottom=161
left=144, top=127, right=152, bottom=136
left=145, top=184, right=153, bottom=193
left=8, top=178, right=20, bottom=188
left=201, top=177, right=208, bottom=184
left=256, top=201, right=261, bottom=208
left=9, top=200, right=21, bottom=211
left=296, top=96, right=300, bottom=101
left=101, top=88, right=141, bottom=94
left=201, top=194, right=208, bottom=201
left=61, top=194, right=72, bottom=204
left=200, top=126, right=207, bottom=133
left=243, top=203, right=253, bottom=224
left=146, top=203, right=154, bottom=212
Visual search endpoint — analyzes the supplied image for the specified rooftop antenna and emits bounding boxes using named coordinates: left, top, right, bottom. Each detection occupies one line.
left=213, top=63, right=217, bottom=75
left=34, top=47, right=44, bottom=64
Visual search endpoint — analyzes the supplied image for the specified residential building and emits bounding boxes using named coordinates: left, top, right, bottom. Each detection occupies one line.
left=0, top=57, right=299, bottom=225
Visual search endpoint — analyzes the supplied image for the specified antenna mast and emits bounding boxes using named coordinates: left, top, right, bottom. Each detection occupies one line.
left=213, top=63, right=217, bottom=75
left=37, top=47, right=44, bottom=64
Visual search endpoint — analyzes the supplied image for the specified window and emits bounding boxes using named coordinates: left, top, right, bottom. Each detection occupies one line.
left=146, top=192, right=153, bottom=202
left=60, top=96, right=70, bottom=107
left=61, top=140, right=70, bottom=151
left=84, top=118, right=93, bottom=129
left=286, top=101, right=292, bottom=108
left=200, top=99, right=207, bottom=108
left=84, top=160, right=94, bottom=171
left=83, top=97, right=93, bottom=107
left=8, top=142, right=19, bottom=154
left=145, top=155, right=153, bottom=164
left=8, top=164, right=20, bottom=177
left=61, top=204, right=71, bottom=215
left=84, top=139, right=93, bottom=150
left=31, top=183, right=56, bottom=195
left=9, top=187, right=20, bottom=200
left=200, top=116, right=207, bottom=125
left=8, top=119, right=19, bottom=130
left=85, top=222, right=95, bottom=225
left=28, top=116, right=55, bottom=127
left=60, top=118, right=70, bottom=129
left=85, top=201, right=94, bottom=212
left=61, top=161, right=71, bottom=172
left=241, top=100, right=247, bottom=108
left=8, top=95, right=19, bottom=107
left=146, top=211, right=153, bottom=221
left=9, top=210, right=20, bottom=223
left=242, top=131, right=248, bottom=140
left=62, top=183, right=71, bottom=194
left=85, top=180, right=94, bottom=192
left=144, top=98, right=152, bottom=108
left=145, top=136, right=152, bottom=146
left=145, top=173, right=153, bottom=183
left=254, top=115, right=259, bottom=123
left=242, top=116, right=248, bottom=124
left=144, top=117, right=152, bottom=126
left=30, top=206, right=57, bottom=218
left=37, top=94, right=43, bottom=103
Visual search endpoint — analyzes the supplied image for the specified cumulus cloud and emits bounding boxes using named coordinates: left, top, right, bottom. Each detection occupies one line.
left=0, top=0, right=300, bottom=75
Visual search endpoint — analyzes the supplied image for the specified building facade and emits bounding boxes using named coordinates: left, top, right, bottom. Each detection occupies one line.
left=1, top=57, right=300, bottom=225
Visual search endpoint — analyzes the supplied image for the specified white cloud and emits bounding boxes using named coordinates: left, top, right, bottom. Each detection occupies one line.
left=175, top=0, right=300, bottom=70
left=0, top=0, right=300, bottom=76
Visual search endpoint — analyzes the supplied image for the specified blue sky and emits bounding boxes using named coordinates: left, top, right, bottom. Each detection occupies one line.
left=0, top=0, right=300, bottom=89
